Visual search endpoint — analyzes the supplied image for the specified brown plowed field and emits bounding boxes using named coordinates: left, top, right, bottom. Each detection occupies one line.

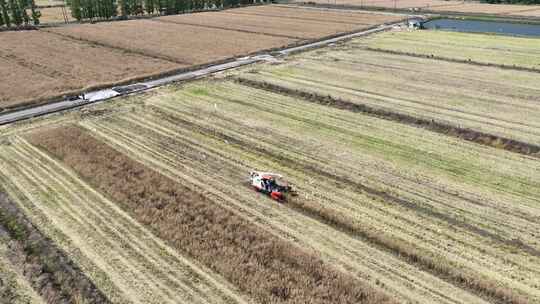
left=0, top=30, right=179, bottom=110
left=46, top=20, right=295, bottom=64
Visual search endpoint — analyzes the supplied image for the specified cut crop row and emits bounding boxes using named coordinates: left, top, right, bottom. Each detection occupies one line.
left=27, top=125, right=394, bottom=304
left=0, top=190, right=111, bottom=304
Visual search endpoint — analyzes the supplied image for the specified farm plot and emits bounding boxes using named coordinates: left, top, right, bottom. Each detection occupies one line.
left=239, top=41, right=540, bottom=146
left=224, top=5, right=403, bottom=25
left=68, top=80, right=540, bottom=304
left=0, top=137, right=252, bottom=304
left=47, top=20, right=295, bottom=65
left=0, top=30, right=179, bottom=110
left=157, top=10, right=374, bottom=40
left=293, top=0, right=463, bottom=9
left=429, top=2, right=540, bottom=15
left=363, top=30, right=540, bottom=70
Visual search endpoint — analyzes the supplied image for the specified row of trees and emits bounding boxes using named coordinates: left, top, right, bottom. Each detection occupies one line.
left=0, top=0, right=41, bottom=27
left=68, top=0, right=269, bottom=21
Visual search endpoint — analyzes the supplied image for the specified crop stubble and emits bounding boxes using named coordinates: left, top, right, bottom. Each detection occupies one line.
left=240, top=44, right=540, bottom=146
left=71, top=80, right=539, bottom=303
left=0, top=137, right=250, bottom=304
left=27, top=125, right=393, bottom=304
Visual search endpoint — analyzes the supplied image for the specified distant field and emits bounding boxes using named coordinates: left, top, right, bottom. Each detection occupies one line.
left=364, top=30, right=540, bottom=69
left=294, top=0, right=540, bottom=17
left=240, top=34, right=540, bottom=146
left=0, top=30, right=179, bottom=110
left=0, top=5, right=400, bottom=111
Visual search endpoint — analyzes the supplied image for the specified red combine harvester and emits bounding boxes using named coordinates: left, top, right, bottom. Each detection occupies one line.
left=249, top=171, right=296, bottom=201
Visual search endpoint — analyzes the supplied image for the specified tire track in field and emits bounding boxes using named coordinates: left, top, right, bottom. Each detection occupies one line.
left=80, top=113, right=492, bottom=304
left=0, top=137, right=252, bottom=304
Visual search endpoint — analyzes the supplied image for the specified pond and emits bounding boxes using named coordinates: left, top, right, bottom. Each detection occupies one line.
left=422, top=18, right=540, bottom=37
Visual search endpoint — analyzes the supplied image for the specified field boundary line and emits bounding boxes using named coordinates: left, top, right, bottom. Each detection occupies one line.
left=223, top=11, right=378, bottom=26
left=233, top=77, right=540, bottom=159
left=365, top=47, right=540, bottom=73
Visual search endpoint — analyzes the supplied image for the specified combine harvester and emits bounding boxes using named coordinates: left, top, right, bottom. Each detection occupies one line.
left=249, top=171, right=296, bottom=202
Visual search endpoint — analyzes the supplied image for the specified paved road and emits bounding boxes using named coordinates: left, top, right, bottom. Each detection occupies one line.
left=0, top=22, right=404, bottom=126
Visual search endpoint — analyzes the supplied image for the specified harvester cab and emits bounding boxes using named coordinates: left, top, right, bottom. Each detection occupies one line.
left=249, top=171, right=295, bottom=201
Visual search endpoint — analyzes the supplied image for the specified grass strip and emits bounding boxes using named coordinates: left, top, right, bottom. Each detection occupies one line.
left=234, top=77, right=540, bottom=158
left=0, top=192, right=111, bottom=304
left=27, top=125, right=394, bottom=304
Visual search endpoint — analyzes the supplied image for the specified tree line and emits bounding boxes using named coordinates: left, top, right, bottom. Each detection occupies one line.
left=68, top=0, right=269, bottom=22
left=0, top=0, right=41, bottom=27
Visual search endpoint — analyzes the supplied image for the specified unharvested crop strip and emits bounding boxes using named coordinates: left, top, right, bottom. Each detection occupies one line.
left=28, top=125, right=394, bottom=304
left=0, top=191, right=111, bottom=304
left=152, top=19, right=305, bottom=40
left=42, top=29, right=191, bottom=65
left=366, top=47, right=540, bottom=73
left=234, top=77, right=540, bottom=158
left=151, top=105, right=531, bottom=304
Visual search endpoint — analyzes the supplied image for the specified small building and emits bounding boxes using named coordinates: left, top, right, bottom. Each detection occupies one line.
left=408, top=18, right=423, bottom=29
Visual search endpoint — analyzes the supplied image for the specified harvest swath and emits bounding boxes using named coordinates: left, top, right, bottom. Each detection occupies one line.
left=239, top=40, right=540, bottom=147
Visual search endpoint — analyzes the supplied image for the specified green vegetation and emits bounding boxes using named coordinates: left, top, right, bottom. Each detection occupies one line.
left=67, top=0, right=270, bottom=22
left=0, top=0, right=40, bottom=27
left=363, top=30, right=540, bottom=70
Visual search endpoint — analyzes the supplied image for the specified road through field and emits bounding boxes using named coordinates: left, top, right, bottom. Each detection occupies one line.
left=0, top=137, right=251, bottom=304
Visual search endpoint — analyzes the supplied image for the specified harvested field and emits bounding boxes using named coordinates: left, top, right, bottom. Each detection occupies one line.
left=294, top=0, right=463, bottom=9
left=27, top=125, right=392, bottom=304
left=156, top=10, right=381, bottom=40
left=29, top=78, right=536, bottom=304
left=225, top=5, right=403, bottom=24
left=239, top=36, right=540, bottom=146
left=102, top=80, right=540, bottom=301
left=429, top=2, right=540, bottom=15
left=47, top=20, right=295, bottom=64
left=508, top=8, right=540, bottom=17
left=0, top=30, right=179, bottom=110
left=363, top=30, right=540, bottom=70
left=0, top=137, right=251, bottom=304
